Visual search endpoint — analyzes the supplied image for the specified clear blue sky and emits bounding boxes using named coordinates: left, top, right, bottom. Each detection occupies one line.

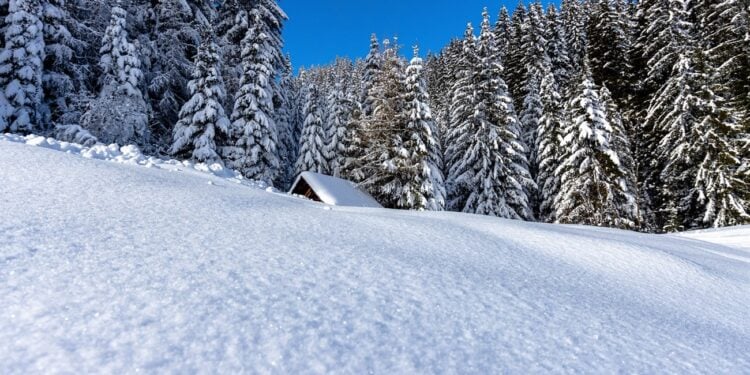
left=282, top=0, right=532, bottom=70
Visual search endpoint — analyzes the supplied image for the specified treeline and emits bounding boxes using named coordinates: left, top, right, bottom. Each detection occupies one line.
left=292, top=0, right=750, bottom=232
left=0, top=0, right=748, bottom=232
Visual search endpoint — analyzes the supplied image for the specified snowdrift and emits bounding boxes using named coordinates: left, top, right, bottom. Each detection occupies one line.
left=1, top=136, right=749, bottom=373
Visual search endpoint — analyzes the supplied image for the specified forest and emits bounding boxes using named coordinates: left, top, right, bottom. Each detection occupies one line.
left=0, top=0, right=748, bottom=232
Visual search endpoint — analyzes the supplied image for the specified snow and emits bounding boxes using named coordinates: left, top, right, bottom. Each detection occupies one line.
left=0, top=133, right=268, bottom=190
left=2, top=136, right=750, bottom=373
left=292, top=171, right=382, bottom=208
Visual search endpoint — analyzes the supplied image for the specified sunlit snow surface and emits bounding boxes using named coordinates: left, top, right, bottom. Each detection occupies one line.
left=1, top=135, right=749, bottom=373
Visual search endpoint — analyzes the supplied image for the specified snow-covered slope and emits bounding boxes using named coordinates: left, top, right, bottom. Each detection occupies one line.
left=1, top=138, right=749, bottom=374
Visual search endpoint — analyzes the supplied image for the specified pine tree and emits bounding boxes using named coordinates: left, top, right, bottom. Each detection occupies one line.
left=274, top=55, right=297, bottom=189
left=42, top=0, right=83, bottom=127
left=588, top=0, right=632, bottom=106
left=546, top=4, right=573, bottom=92
left=324, top=63, right=351, bottom=177
left=555, top=60, right=637, bottom=228
left=295, top=83, right=326, bottom=175
left=0, top=0, right=44, bottom=134
left=506, top=1, right=528, bottom=107
left=535, top=69, right=565, bottom=222
left=359, top=39, right=409, bottom=208
left=448, top=16, right=534, bottom=219
left=81, top=4, right=149, bottom=146
left=561, top=0, right=588, bottom=73
left=224, top=8, right=280, bottom=184
left=169, top=35, right=229, bottom=164
left=361, top=33, right=381, bottom=118
left=402, top=46, right=443, bottom=211
left=446, top=24, right=479, bottom=211
left=494, top=6, right=511, bottom=60
left=632, top=0, right=693, bottom=230
left=146, top=0, right=204, bottom=148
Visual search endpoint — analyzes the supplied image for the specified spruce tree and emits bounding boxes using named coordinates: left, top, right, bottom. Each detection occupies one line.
left=81, top=4, right=149, bottom=147
left=494, top=6, right=511, bottom=61
left=448, top=16, right=534, bottom=219
left=561, top=0, right=588, bottom=73
left=555, top=60, right=637, bottom=228
left=274, top=55, right=297, bottom=189
left=169, top=36, right=229, bottom=164
left=0, top=0, right=44, bottom=134
left=360, top=39, right=409, bottom=208
left=225, top=8, right=279, bottom=184
left=588, top=0, right=632, bottom=106
left=402, top=46, right=443, bottom=211
left=535, top=69, right=565, bottom=222
left=324, top=66, right=351, bottom=177
left=361, top=33, right=381, bottom=118
left=146, top=0, right=204, bottom=148
left=546, top=4, right=573, bottom=92
left=42, top=0, right=83, bottom=127
left=295, top=84, right=326, bottom=175
left=506, top=1, right=528, bottom=108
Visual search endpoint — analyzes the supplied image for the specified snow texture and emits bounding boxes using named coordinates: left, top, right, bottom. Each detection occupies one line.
left=0, top=133, right=267, bottom=189
left=292, top=171, right=382, bottom=208
left=1, top=136, right=749, bottom=373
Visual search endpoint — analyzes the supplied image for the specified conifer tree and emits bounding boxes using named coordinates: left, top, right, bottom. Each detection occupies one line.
left=169, top=36, right=229, bottom=164
left=0, top=0, right=44, bottom=133
left=535, top=69, right=565, bottom=221
left=555, top=59, right=637, bottom=228
left=632, top=0, right=693, bottom=229
left=81, top=4, right=149, bottom=146
left=546, top=4, right=573, bottom=92
left=324, top=69, right=351, bottom=177
left=494, top=6, right=511, bottom=60
left=506, top=2, right=528, bottom=108
left=42, top=0, right=83, bottom=127
left=402, top=46, right=443, bottom=211
left=295, top=84, right=326, bottom=175
left=448, top=16, right=534, bottom=219
left=561, top=0, right=588, bottom=73
left=274, top=55, right=297, bottom=189
left=225, top=8, right=279, bottom=184
left=359, top=39, right=409, bottom=208
left=588, top=0, right=632, bottom=106
left=146, top=0, right=204, bottom=147
left=361, top=33, right=381, bottom=118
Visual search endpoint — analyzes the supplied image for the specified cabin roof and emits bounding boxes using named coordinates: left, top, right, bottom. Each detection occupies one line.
left=290, top=172, right=382, bottom=208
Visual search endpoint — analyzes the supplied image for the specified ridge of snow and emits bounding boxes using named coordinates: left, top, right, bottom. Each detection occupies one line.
left=0, top=133, right=271, bottom=191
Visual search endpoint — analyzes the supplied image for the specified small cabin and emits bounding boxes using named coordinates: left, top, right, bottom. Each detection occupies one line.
left=290, top=172, right=382, bottom=208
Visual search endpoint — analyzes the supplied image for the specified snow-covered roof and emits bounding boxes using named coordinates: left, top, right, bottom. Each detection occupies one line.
left=290, top=172, right=382, bottom=208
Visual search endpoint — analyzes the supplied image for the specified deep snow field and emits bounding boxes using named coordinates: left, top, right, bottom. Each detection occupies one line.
left=1, top=134, right=749, bottom=373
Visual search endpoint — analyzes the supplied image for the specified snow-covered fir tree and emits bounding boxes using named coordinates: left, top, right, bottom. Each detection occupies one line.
left=169, top=35, right=229, bottom=164
left=561, top=0, right=588, bottom=74
left=402, top=46, right=443, bottom=211
left=81, top=4, right=149, bottom=147
left=42, top=0, right=83, bottom=127
left=146, top=0, right=205, bottom=148
left=274, top=55, right=298, bottom=189
left=0, top=0, right=44, bottom=134
left=535, top=68, right=565, bottom=222
left=361, top=33, right=381, bottom=119
left=448, top=16, right=534, bottom=219
left=295, top=83, right=327, bottom=175
left=224, top=8, right=280, bottom=184
left=545, top=4, right=573, bottom=93
left=358, top=39, right=410, bottom=208
left=324, top=61, right=352, bottom=177
left=505, top=2, right=528, bottom=108
left=555, top=59, right=637, bottom=228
